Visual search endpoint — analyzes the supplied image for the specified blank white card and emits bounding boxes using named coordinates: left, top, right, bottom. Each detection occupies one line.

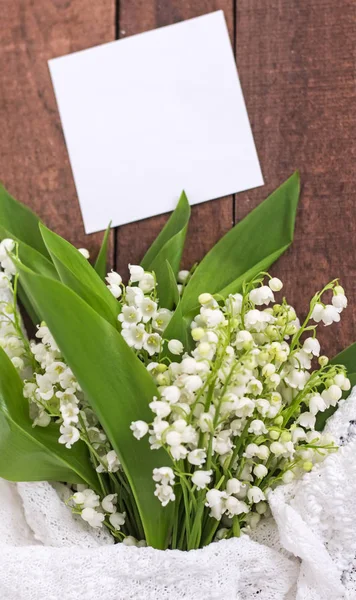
left=49, top=11, right=263, bottom=234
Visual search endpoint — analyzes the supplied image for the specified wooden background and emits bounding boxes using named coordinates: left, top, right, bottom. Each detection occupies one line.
left=1, top=1, right=355, bottom=357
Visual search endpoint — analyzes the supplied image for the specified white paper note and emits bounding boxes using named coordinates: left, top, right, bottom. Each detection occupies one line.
left=49, top=11, right=263, bottom=234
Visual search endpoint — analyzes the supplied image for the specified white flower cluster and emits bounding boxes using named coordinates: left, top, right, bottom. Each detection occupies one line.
left=152, top=466, right=176, bottom=506
left=0, top=246, right=29, bottom=375
left=0, top=238, right=16, bottom=278
left=2, top=238, right=350, bottom=546
left=0, top=304, right=27, bottom=373
left=132, top=276, right=349, bottom=540
left=106, top=265, right=174, bottom=356
left=23, top=323, right=120, bottom=475
left=311, top=285, right=347, bottom=325
left=70, top=486, right=126, bottom=533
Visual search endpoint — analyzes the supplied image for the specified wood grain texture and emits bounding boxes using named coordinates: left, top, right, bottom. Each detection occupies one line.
left=115, top=1, right=235, bottom=278
left=1, top=1, right=355, bottom=357
left=234, top=0, right=356, bottom=357
left=0, top=0, right=115, bottom=261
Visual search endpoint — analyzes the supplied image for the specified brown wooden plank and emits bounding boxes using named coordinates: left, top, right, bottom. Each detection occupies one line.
left=0, top=0, right=115, bottom=262
left=115, top=1, right=235, bottom=278
left=234, top=1, right=356, bottom=357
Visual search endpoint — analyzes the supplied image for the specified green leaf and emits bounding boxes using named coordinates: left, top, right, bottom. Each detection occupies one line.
left=0, top=184, right=50, bottom=258
left=17, top=281, right=41, bottom=326
left=157, top=259, right=181, bottom=311
left=94, top=222, right=112, bottom=280
left=217, top=245, right=290, bottom=299
left=0, top=346, right=99, bottom=490
left=315, top=343, right=356, bottom=430
left=141, top=192, right=190, bottom=308
left=159, top=261, right=194, bottom=357
left=330, top=342, right=356, bottom=374
left=181, top=173, right=300, bottom=315
left=163, top=304, right=193, bottom=356
left=40, top=224, right=119, bottom=327
left=17, top=265, right=174, bottom=549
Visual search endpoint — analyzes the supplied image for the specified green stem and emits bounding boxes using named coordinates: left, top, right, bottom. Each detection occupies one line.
left=232, top=515, right=241, bottom=538
left=201, top=516, right=220, bottom=547
left=181, top=476, right=192, bottom=546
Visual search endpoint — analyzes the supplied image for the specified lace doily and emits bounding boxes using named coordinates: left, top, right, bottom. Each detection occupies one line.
left=0, top=384, right=355, bottom=599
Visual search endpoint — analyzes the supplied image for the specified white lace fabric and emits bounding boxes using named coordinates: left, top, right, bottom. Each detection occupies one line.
left=1, top=389, right=356, bottom=599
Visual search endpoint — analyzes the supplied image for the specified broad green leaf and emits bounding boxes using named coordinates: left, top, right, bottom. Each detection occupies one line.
left=94, top=222, right=112, bottom=280
left=40, top=224, right=119, bottom=327
left=330, top=342, right=356, bottom=374
left=181, top=173, right=300, bottom=315
left=315, top=343, right=356, bottom=430
left=158, top=260, right=181, bottom=311
left=163, top=304, right=193, bottom=356
left=217, top=245, right=290, bottom=299
left=18, top=281, right=41, bottom=326
left=0, top=184, right=50, bottom=258
left=141, top=191, right=190, bottom=269
left=160, top=262, right=193, bottom=358
left=0, top=347, right=99, bottom=491
left=141, top=192, right=190, bottom=307
left=165, top=261, right=180, bottom=307
left=17, top=265, right=174, bottom=549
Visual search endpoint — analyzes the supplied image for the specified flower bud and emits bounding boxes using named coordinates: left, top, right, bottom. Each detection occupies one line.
left=334, top=373, right=351, bottom=391
left=266, top=325, right=279, bottom=340
left=287, top=308, right=297, bottom=321
left=105, top=270, right=122, bottom=286
left=262, top=363, right=276, bottom=377
left=235, top=330, right=253, bottom=350
left=198, top=293, right=213, bottom=305
left=156, top=373, right=170, bottom=386
left=226, top=478, right=241, bottom=495
left=257, top=350, right=270, bottom=365
left=253, top=464, right=268, bottom=479
left=191, top=327, right=205, bottom=341
left=197, top=342, right=212, bottom=357
left=177, top=270, right=190, bottom=283
left=318, top=355, right=329, bottom=367
left=78, top=248, right=90, bottom=259
left=245, top=512, right=261, bottom=529
left=286, top=324, right=298, bottom=335
left=167, top=339, right=184, bottom=355
left=269, top=277, right=283, bottom=292
left=332, top=292, right=348, bottom=311
left=123, top=536, right=139, bottom=546
left=282, top=470, right=294, bottom=483
left=270, top=441, right=284, bottom=456
left=214, top=528, right=229, bottom=543
left=256, top=445, right=269, bottom=460
left=255, top=501, right=268, bottom=515
left=156, top=364, right=168, bottom=373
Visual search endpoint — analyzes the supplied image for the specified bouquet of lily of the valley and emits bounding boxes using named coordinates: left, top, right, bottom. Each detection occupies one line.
left=0, top=172, right=356, bottom=599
